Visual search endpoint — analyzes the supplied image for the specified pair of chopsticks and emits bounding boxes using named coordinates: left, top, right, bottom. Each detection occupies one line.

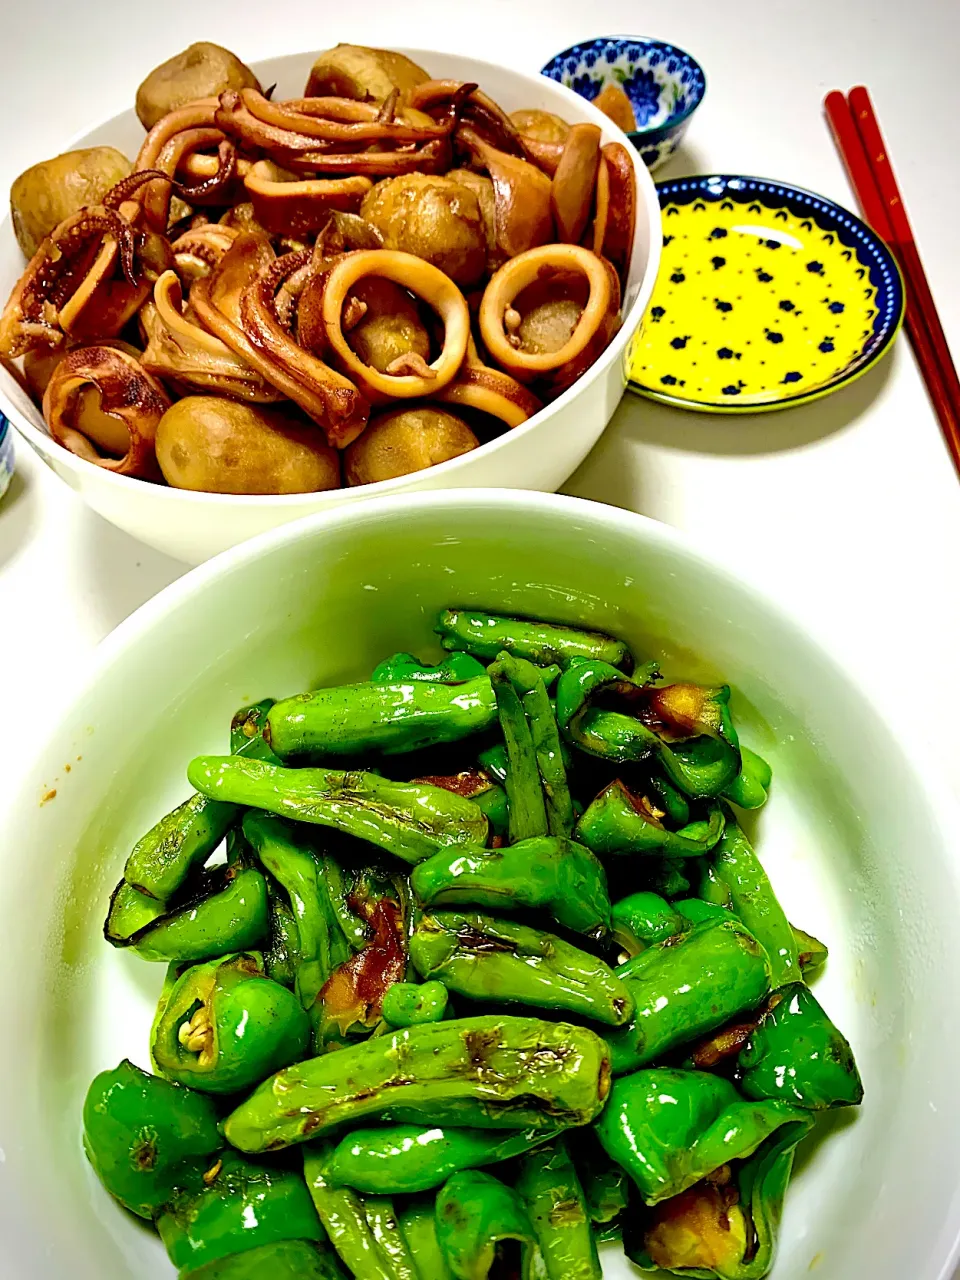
left=824, top=87, right=960, bottom=478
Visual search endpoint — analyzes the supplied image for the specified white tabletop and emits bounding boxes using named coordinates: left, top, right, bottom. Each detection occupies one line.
left=1, top=4, right=958, bottom=791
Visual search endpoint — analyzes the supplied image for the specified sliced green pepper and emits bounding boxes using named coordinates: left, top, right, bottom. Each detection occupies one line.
left=124, top=793, right=238, bottom=903
left=411, top=836, right=611, bottom=938
left=397, top=1194, right=453, bottom=1280
left=151, top=952, right=311, bottom=1095
left=189, top=757, right=488, bottom=863
left=320, top=1122, right=560, bottom=1194
left=82, top=1059, right=222, bottom=1220
left=738, top=983, right=863, bottom=1109
left=514, top=1135, right=601, bottom=1279
left=700, top=812, right=800, bottom=987
left=410, top=910, right=633, bottom=1027
left=266, top=676, right=497, bottom=760
left=625, top=1111, right=813, bottom=1277
left=128, top=867, right=269, bottom=964
left=594, top=1068, right=807, bottom=1206
left=223, top=1016, right=611, bottom=1151
left=497, top=652, right=575, bottom=837
left=793, top=924, right=829, bottom=979
left=489, top=655, right=549, bottom=842
left=157, top=1150, right=324, bottom=1272
left=576, top=780, right=725, bottom=858
left=180, top=1240, right=346, bottom=1279
left=610, top=891, right=684, bottom=957
left=104, top=880, right=165, bottom=944
left=722, top=745, right=772, bottom=811
left=371, top=652, right=487, bottom=684
left=435, top=1170, right=542, bottom=1279
left=263, top=885, right=302, bottom=987
left=242, top=812, right=350, bottom=1011
left=569, top=1129, right=629, bottom=1227
left=436, top=609, right=633, bottom=672
left=607, top=917, right=771, bottom=1075
left=381, top=980, right=449, bottom=1027
left=304, top=1143, right=419, bottom=1280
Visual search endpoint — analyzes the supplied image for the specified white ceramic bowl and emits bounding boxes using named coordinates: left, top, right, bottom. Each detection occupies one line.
left=1, top=489, right=959, bottom=1280
left=0, top=50, right=661, bottom=564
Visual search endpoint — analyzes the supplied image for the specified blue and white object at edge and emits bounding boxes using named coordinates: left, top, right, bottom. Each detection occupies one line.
left=0, top=414, right=13, bottom=500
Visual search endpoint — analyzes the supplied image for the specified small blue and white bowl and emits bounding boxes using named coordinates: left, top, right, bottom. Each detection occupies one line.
left=0, top=413, right=13, bottom=501
left=541, top=36, right=706, bottom=171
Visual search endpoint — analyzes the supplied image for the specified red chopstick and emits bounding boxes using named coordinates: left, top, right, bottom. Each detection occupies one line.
left=823, top=87, right=960, bottom=478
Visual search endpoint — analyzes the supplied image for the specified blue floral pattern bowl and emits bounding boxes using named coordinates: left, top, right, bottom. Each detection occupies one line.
left=541, top=37, right=706, bottom=171
left=0, top=413, right=13, bottom=501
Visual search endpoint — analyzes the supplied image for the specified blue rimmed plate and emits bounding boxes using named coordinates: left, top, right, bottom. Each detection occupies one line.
left=628, top=175, right=905, bottom=412
left=0, top=413, right=13, bottom=499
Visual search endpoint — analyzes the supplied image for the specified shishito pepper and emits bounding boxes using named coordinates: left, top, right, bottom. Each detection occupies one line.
left=576, top=780, right=725, bottom=859
left=242, top=812, right=350, bottom=1011
left=410, top=910, right=633, bottom=1027
left=381, top=980, right=449, bottom=1028
left=722, top=746, right=772, bottom=811
left=606, top=917, right=771, bottom=1075
left=371, top=652, right=487, bottom=684
left=489, top=656, right=549, bottom=842
left=223, top=1016, right=611, bottom=1152
left=265, top=676, right=498, bottom=760
left=397, top=1194, right=454, bottom=1280
left=128, top=867, right=269, bottom=964
left=411, top=836, right=611, bottom=938
left=82, top=1059, right=222, bottom=1220
left=157, top=1150, right=324, bottom=1272
left=411, top=769, right=509, bottom=839
left=514, top=1136, right=601, bottom=1280
left=793, top=924, right=828, bottom=978
left=151, top=952, right=311, bottom=1095
left=180, top=1240, right=346, bottom=1279
left=104, top=880, right=166, bottom=943
left=624, top=1114, right=814, bottom=1277
left=610, top=892, right=684, bottom=957
left=189, top=757, right=488, bottom=863
left=304, top=1143, right=419, bottom=1280
left=737, top=983, right=863, bottom=1109
left=594, top=1068, right=807, bottom=1206
left=435, top=1170, right=542, bottom=1279
left=436, top=609, right=634, bottom=672
left=570, top=1130, right=629, bottom=1227
left=320, top=1122, right=561, bottom=1195
left=699, top=813, right=800, bottom=987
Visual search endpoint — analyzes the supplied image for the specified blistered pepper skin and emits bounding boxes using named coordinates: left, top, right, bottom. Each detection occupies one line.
left=576, top=781, right=725, bottom=859
left=610, top=892, right=683, bottom=957
left=82, top=1060, right=222, bottom=1220
left=738, top=983, right=864, bottom=1109
left=606, top=917, right=772, bottom=1075
left=266, top=676, right=498, bottom=760
left=514, top=1137, right=601, bottom=1279
left=411, top=837, right=611, bottom=938
left=179, top=1240, right=347, bottom=1279
left=435, top=1170, right=542, bottom=1280
left=320, top=1122, right=561, bottom=1195
left=189, top=757, right=488, bottom=864
left=129, top=868, right=269, bottom=964
left=410, top=911, right=634, bottom=1027
left=436, top=610, right=633, bottom=672
left=223, top=1016, right=611, bottom=1152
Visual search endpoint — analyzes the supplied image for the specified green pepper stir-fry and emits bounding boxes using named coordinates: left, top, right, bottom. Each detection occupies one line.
left=84, top=609, right=860, bottom=1280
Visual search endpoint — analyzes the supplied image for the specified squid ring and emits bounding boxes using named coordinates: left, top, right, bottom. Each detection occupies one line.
left=319, top=250, right=470, bottom=401
left=478, top=244, right=614, bottom=382
left=42, top=345, right=170, bottom=477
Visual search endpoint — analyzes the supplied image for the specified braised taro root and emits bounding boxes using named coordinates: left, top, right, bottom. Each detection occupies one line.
left=155, top=396, right=340, bottom=493
left=1, top=49, right=637, bottom=493
left=345, top=405, right=478, bottom=485
left=10, top=147, right=132, bottom=258
left=304, top=44, right=429, bottom=103
left=135, top=43, right=260, bottom=129
left=593, top=83, right=638, bottom=133
left=361, top=175, right=487, bottom=288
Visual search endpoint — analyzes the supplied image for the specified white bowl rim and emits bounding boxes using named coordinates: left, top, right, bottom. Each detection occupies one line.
left=6, top=485, right=960, bottom=1280
left=0, top=47, right=661, bottom=509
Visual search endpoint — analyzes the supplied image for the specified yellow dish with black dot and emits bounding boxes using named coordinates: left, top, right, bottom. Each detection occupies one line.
left=628, top=175, right=904, bottom=413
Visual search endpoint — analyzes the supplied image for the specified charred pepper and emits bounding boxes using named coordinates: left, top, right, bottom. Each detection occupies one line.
left=435, top=1170, right=542, bottom=1279
left=514, top=1135, right=601, bottom=1280
left=436, top=609, right=633, bottom=672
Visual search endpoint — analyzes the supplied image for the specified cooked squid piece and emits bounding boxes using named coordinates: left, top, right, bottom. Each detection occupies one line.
left=155, top=395, right=340, bottom=493
left=42, top=345, right=170, bottom=477
left=244, top=161, right=373, bottom=237
left=140, top=270, right=282, bottom=402
left=510, top=109, right=570, bottom=146
left=592, top=142, right=637, bottom=287
left=10, top=147, right=132, bottom=258
left=345, top=405, right=478, bottom=485
left=432, top=333, right=542, bottom=428
left=311, top=249, right=470, bottom=402
left=170, top=223, right=239, bottom=283
left=338, top=277, right=432, bottom=374
left=456, top=127, right=554, bottom=259
left=135, top=42, right=260, bottom=129
left=551, top=124, right=602, bottom=244
left=479, top=244, right=621, bottom=394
